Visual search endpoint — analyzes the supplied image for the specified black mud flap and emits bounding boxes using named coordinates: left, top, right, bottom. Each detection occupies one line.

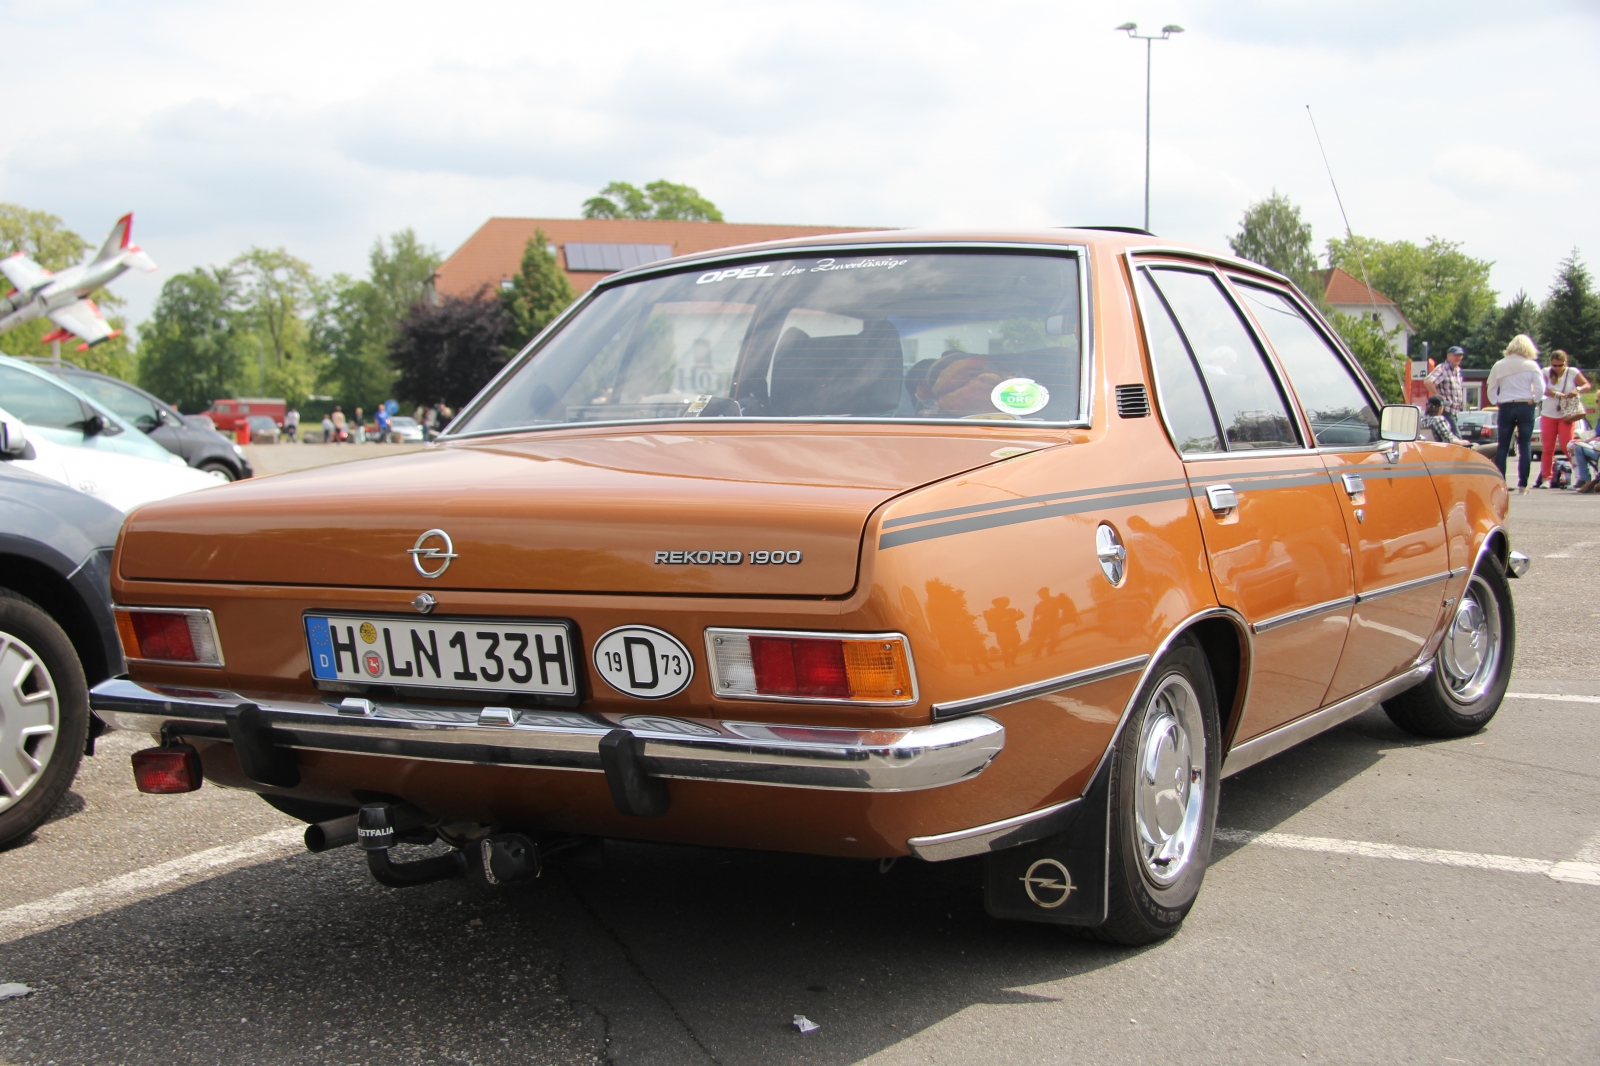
left=225, top=702, right=301, bottom=787
left=983, top=756, right=1111, bottom=926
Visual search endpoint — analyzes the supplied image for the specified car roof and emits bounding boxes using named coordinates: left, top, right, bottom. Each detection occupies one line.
left=51, top=365, right=180, bottom=413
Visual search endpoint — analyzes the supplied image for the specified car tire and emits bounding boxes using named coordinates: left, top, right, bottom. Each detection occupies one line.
left=1089, top=637, right=1221, bottom=946
left=198, top=460, right=237, bottom=482
left=0, top=588, right=90, bottom=848
left=1383, top=559, right=1513, bottom=738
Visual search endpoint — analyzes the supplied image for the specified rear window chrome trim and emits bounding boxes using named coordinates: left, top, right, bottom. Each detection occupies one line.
left=445, top=241, right=1095, bottom=440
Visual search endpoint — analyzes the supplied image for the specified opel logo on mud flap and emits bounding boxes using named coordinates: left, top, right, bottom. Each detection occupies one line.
left=1021, top=858, right=1075, bottom=909
left=407, top=528, right=459, bottom=579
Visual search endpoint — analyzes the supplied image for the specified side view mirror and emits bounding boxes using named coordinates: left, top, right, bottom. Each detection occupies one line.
left=1379, top=404, right=1420, bottom=442
left=0, top=414, right=26, bottom=457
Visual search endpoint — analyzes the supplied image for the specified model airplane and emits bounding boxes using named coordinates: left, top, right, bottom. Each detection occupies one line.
left=0, top=213, right=156, bottom=349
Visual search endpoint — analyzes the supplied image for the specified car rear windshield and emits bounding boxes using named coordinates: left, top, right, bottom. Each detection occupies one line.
left=455, top=251, right=1083, bottom=434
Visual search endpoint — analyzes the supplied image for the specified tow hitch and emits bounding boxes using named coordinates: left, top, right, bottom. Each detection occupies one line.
left=358, top=802, right=466, bottom=887
left=306, top=801, right=549, bottom=890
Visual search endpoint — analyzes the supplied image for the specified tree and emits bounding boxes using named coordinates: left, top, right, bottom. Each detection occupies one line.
left=317, top=229, right=441, bottom=411
left=501, top=230, right=575, bottom=352
left=389, top=292, right=509, bottom=409
left=227, top=247, right=321, bottom=405
left=1461, top=291, right=1541, bottom=369
left=1325, top=235, right=1496, bottom=358
left=137, top=268, right=247, bottom=411
left=1539, top=250, right=1600, bottom=366
left=1329, top=311, right=1405, bottom=403
left=0, top=202, right=134, bottom=378
left=581, top=180, right=723, bottom=222
left=1228, top=191, right=1321, bottom=300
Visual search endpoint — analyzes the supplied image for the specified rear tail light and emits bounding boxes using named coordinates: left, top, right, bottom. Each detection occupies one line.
left=131, top=744, right=203, bottom=793
left=705, top=629, right=916, bottom=704
left=114, top=607, right=224, bottom=667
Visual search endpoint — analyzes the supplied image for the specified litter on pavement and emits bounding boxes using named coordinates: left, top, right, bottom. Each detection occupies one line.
left=792, top=1014, right=820, bottom=1033
left=0, top=984, right=33, bottom=1000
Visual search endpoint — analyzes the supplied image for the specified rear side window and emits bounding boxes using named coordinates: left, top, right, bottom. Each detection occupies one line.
left=1134, top=270, right=1222, bottom=453
left=1232, top=282, right=1380, bottom=446
left=0, top=364, right=88, bottom=429
left=1144, top=267, right=1299, bottom=451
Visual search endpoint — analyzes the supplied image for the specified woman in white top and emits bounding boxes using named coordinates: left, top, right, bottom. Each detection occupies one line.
left=1536, top=349, right=1590, bottom=488
left=1487, top=334, right=1546, bottom=492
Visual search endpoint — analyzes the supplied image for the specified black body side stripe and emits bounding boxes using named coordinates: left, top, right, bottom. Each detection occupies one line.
left=879, top=486, right=1193, bottom=549
left=881, top=476, right=1192, bottom=529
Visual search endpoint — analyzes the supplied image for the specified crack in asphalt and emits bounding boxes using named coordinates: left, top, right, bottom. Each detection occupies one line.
left=556, top=870, right=721, bottom=1065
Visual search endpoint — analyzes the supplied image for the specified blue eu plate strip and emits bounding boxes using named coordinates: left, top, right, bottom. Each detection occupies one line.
left=306, top=616, right=336, bottom=679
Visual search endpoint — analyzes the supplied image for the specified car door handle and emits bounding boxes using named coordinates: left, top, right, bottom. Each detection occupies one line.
left=1341, top=473, right=1366, bottom=498
left=1205, top=484, right=1238, bottom=515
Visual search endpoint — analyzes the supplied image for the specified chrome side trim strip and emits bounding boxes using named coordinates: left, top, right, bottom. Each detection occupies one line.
left=89, top=679, right=1004, bottom=793
left=1355, top=572, right=1451, bottom=604
left=908, top=796, right=1083, bottom=862
left=1221, top=663, right=1433, bottom=778
left=1250, top=596, right=1355, bottom=635
left=930, top=655, right=1149, bottom=720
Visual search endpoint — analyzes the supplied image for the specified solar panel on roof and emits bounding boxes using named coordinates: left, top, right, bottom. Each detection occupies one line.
left=563, top=243, right=674, bottom=272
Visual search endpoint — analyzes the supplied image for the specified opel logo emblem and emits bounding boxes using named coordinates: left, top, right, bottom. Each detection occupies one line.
left=407, top=528, right=458, bottom=579
left=1021, top=858, right=1074, bottom=909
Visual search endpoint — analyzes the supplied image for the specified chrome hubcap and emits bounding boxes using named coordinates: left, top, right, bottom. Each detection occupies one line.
left=1440, top=574, right=1501, bottom=704
left=1134, top=674, right=1206, bottom=887
left=0, top=631, right=59, bottom=813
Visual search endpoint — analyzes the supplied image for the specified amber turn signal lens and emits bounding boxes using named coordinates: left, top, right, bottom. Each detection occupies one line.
left=114, top=608, right=224, bottom=666
left=131, top=745, right=203, bottom=794
left=707, top=629, right=915, bottom=703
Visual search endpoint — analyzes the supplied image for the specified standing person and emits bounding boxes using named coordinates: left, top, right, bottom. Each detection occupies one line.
left=1535, top=350, right=1590, bottom=488
left=1487, top=334, right=1545, bottom=493
left=320, top=413, right=333, bottom=444
left=353, top=406, right=366, bottom=444
left=284, top=407, right=299, bottom=443
left=375, top=403, right=390, bottom=443
left=1424, top=345, right=1468, bottom=435
left=330, top=405, right=347, bottom=443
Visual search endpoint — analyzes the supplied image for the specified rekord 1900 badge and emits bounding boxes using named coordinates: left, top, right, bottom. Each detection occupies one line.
left=990, top=377, right=1049, bottom=416
left=593, top=626, right=693, bottom=700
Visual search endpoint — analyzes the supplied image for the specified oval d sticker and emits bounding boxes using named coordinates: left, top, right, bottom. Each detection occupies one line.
left=593, top=626, right=693, bottom=700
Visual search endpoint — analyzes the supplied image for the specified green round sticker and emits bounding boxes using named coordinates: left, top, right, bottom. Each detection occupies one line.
left=991, top=377, right=1049, bottom=415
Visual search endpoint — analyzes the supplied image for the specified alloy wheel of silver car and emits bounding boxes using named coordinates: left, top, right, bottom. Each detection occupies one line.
left=1133, top=672, right=1207, bottom=888
left=1439, top=573, right=1502, bottom=705
left=0, top=630, right=59, bottom=813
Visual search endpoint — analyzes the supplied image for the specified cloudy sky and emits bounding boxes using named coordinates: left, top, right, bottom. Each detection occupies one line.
left=2, top=0, right=1595, bottom=332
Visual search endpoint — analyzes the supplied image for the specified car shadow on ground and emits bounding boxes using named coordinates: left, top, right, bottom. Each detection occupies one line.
left=0, top=712, right=1410, bottom=1066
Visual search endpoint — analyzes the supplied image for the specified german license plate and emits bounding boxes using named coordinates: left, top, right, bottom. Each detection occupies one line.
left=306, top=614, right=578, bottom=699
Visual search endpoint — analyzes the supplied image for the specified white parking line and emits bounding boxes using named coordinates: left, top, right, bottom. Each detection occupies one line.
left=1543, top=541, right=1596, bottom=558
left=1216, top=828, right=1600, bottom=886
left=1505, top=692, right=1600, bottom=703
left=0, top=827, right=304, bottom=943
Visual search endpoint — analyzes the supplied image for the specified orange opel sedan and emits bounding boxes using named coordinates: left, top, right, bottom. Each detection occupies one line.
left=93, top=230, right=1525, bottom=944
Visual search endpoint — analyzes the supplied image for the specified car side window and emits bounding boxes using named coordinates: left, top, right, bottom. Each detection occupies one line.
left=0, top=364, right=89, bottom=429
left=67, top=375, right=161, bottom=431
left=1134, top=269, right=1223, bottom=453
left=1231, top=282, right=1381, bottom=446
left=1144, top=267, right=1300, bottom=450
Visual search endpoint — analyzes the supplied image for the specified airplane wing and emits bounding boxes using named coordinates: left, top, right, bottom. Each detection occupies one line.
left=0, top=253, right=53, bottom=294
left=47, top=298, right=120, bottom=349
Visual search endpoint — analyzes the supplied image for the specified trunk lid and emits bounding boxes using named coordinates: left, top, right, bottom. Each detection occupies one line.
left=117, top=428, right=1058, bottom=596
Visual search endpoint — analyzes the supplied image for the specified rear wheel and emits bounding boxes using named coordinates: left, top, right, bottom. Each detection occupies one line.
left=0, top=589, right=89, bottom=848
left=1384, top=560, right=1513, bottom=738
left=1091, top=638, right=1220, bottom=945
left=198, top=460, right=237, bottom=481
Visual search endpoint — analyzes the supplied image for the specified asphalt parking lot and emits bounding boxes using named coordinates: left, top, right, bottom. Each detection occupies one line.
left=1, top=487, right=1596, bottom=1066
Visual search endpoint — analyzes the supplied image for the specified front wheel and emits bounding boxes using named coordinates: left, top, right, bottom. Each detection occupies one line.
left=198, top=460, right=238, bottom=482
left=0, top=589, right=90, bottom=848
left=1091, top=638, right=1221, bottom=945
left=1384, top=560, right=1514, bottom=738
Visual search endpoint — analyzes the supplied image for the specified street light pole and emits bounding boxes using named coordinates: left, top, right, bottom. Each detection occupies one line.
left=1115, top=22, right=1184, bottom=232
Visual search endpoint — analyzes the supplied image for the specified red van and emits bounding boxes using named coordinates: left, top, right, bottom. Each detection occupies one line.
left=205, top=398, right=286, bottom=434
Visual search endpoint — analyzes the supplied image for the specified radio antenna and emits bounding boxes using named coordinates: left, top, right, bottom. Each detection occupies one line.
left=1306, top=104, right=1382, bottom=325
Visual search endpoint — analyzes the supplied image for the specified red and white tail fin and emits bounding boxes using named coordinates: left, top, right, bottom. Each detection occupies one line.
left=90, top=213, right=134, bottom=265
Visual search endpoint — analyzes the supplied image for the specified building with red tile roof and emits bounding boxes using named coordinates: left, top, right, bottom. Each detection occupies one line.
left=1317, top=267, right=1415, bottom=352
left=431, top=218, right=889, bottom=302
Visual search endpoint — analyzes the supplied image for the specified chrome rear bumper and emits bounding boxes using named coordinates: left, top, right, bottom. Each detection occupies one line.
left=90, top=679, right=1004, bottom=792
